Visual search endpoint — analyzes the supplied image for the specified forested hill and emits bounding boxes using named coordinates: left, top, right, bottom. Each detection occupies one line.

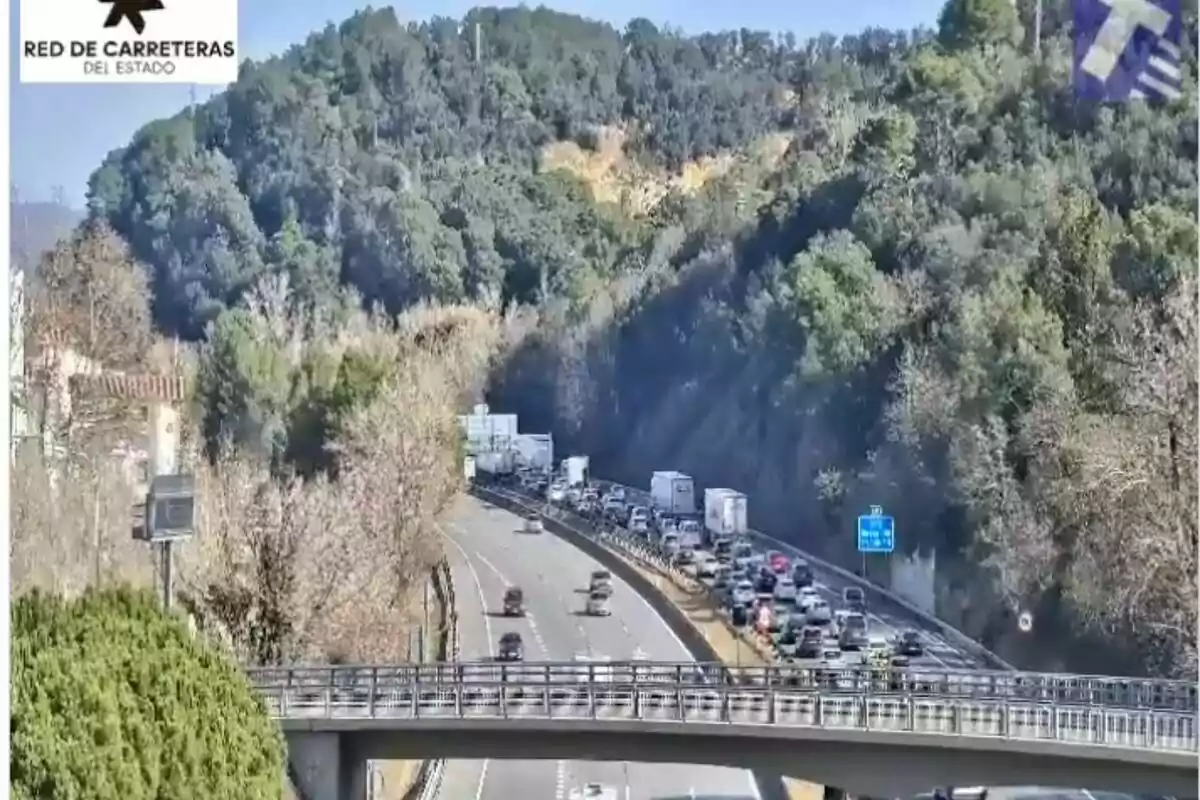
left=84, top=0, right=1197, bottom=676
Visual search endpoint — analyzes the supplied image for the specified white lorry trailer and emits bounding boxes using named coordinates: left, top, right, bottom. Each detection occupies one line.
left=458, top=404, right=518, bottom=453
left=562, top=455, right=590, bottom=486
left=514, top=433, right=554, bottom=473
left=704, top=488, right=748, bottom=538
left=650, top=471, right=696, bottom=516
left=475, top=450, right=515, bottom=478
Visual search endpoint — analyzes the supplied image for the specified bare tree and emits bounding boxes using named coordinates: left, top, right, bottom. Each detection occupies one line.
left=26, top=220, right=153, bottom=370
left=11, top=440, right=153, bottom=597
left=179, top=295, right=502, bottom=665
left=1047, top=277, right=1198, bottom=674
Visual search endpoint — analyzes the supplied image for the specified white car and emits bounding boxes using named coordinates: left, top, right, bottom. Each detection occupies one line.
left=806, top=599, right=833, bottom=624
left=659, top=533, right=680, bottom=555
left=548, top=482, right=567, bottom=502
left=695, top=554, right=718, bottom=578
left=731, top=580, right=756, bottom=606
left=797, top=586, right=821, bottom=609
left=585, top=591, right=611, bottom=616
left=605, top=487, right=626, bottom=502
left=678, top=520, right=703, bottom=548
left=773, top=577, right=797, bottom=602
left=630, top=516, right=649, bottom=534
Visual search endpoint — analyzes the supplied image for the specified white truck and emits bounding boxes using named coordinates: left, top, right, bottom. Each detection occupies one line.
left=514, top=433, right=554, bottom=473
left=458, top=404, right=518, bottom=452
left=562, top=455, right=590, bottom=486
left=650, top=471, right=696, bottom=516
left=704, top=488, right=748, bottom=539
left=475, top=450, right=515, bottom=477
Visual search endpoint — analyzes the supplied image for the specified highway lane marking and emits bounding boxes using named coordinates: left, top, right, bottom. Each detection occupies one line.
left=555, top=760, right=566, bottom=800
left=472, top=759, right=489, bottom=800
left=440, top=527, right=496, bottom=657
left=439, top=526, right=495, bottom=800
left=457, top=530, right=555, bottom=658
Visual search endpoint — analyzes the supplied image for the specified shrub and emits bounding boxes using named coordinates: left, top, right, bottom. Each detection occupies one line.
left=12, top=587, right=285, bottom=800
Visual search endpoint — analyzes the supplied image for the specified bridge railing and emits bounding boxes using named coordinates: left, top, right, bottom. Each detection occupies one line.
left=247, top=661, right=1197, bottom=713
left=251, top=667, right=1197, bottom=754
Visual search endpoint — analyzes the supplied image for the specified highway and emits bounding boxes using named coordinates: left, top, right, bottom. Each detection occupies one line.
left=583, top=481, right=988, bottom=672
left=435, top=493, right=762, bottom=800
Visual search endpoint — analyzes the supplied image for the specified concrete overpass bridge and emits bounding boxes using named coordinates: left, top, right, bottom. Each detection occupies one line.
left=251, top=663, right=1198, bottom=800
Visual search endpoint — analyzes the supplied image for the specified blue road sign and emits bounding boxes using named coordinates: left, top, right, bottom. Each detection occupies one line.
left=857, top=511, right=895, bottom=554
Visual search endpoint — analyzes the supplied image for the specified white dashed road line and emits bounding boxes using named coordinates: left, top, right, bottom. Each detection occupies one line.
left=555, top=760, right=566, bottom=800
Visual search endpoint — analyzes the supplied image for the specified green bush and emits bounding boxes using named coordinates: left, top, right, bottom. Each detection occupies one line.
left=12, top=587, right=285, bottom=800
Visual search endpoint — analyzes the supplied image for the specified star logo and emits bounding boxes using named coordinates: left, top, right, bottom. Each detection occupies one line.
left=99, top=0, right=164, bottom=35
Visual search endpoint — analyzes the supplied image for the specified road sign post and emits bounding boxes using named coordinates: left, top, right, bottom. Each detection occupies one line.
left=133, top=474, right=197, bottom=609
left=856, top=507, right=895, bottom=581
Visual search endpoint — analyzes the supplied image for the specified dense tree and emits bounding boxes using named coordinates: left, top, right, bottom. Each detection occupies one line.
left=11, top=587, right=284, bottom=800
left=82, top=4, right=1198, bottom=675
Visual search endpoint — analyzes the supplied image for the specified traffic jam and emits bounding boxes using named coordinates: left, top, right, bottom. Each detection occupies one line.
left=509, top=459, right=930, bottom=683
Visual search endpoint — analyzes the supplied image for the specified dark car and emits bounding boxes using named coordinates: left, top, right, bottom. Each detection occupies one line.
left=730, top=603, right=750, bottom=627
left=842, top=586, right=866, bottom=612
left=498, top=632, right=524, bottom=661
left=792, top=560, right=814, bottom=588
left=775, top=623, right=802, bottom=657
left=755, top=572, right=777, bottom=594
left=895, top=629, right=924, bottom=657
left=839, top=625, right=868, bottom=651
left=796, top=626, right=824, bottom=658
left=502, top=587, right=524, bottom=616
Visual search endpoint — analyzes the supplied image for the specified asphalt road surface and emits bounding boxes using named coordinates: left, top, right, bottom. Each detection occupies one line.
left=436, top=493, right=762, bottom=800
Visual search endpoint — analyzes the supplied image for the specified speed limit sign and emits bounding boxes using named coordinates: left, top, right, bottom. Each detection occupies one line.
left=1017, top=611, right=1033, bottom=633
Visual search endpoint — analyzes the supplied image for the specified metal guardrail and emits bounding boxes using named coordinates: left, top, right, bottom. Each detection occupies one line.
left=476, top=485, right=1197, bottom=710
left=251, top=666, right=1197, bottom=754
left=247, top=661, right=1197, bottom=712
left=410, top=758, right=444, bottom=800
left=405, top=560, right=455, bottom=800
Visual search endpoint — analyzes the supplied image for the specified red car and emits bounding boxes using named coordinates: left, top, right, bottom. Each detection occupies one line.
left=768, top=551, right=790, bottom=574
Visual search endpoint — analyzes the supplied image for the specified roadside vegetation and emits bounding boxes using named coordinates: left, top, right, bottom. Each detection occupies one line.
left=11, top=587, right=285, bottom=799
left=16, top=0, right=1196, bottom=685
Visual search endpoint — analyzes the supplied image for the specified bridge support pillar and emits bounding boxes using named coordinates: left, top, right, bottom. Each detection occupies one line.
left=288, top=731, right=366, bottom=800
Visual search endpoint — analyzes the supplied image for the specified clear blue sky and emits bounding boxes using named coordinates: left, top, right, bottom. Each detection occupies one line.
left=11, top=0, right=945, bottom=207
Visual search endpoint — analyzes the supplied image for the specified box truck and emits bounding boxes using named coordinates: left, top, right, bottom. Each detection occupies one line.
left=704, top=488, right=748, bottom=538
left=475, top=450, right=515, bottom=478
left=650, top=471, right=696, bottom=516
left=514, top=433, right=554, bottom=473
left=562, top=455, right=590, bottom=486
left=458, top=404, right=519, bottom=453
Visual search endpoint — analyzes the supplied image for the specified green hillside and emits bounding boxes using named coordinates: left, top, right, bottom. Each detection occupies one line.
left=82, top=1, right=1197, bottom=676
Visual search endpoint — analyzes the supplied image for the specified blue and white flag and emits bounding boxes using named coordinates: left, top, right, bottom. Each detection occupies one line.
left=1074, top=0, right=1183, bottom=102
